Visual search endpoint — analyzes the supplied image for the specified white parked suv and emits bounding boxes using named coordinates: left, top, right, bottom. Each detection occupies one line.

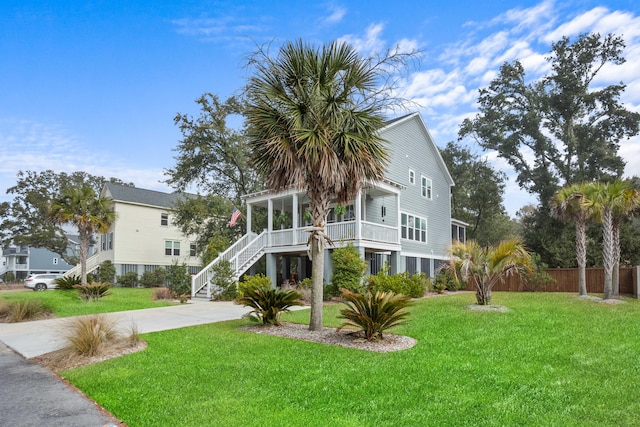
left=24, top=274, right=64, bottom=291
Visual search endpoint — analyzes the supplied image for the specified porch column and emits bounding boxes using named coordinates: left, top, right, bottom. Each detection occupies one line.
left=267, top=199, right=273, bottom=247
left=266, top=253, right=277, bottom=289
left=389, top=251, right=400, bottom=275
left=355, top=189, right=362, bottom=240
left=292, top=193, right=299, bottom=247
left=246, top=202, right=252, bottom=234
left=396, top=193, right=401, bottom=243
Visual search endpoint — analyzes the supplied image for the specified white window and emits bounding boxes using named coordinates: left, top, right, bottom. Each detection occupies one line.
left=409, top=169, right=415, bottom=185
left=161, top=213, right=169, bottom=226
left=421, top=176, right=432, bottom=200
left=101, top=235, right=106, bottom=251
left=401, top=213, right=427, bottom=243
left=107, top=233, right=113, bottom=250
left=190, top=243, right=197, bottom=257
left=165, top=241, right=180, bottom=256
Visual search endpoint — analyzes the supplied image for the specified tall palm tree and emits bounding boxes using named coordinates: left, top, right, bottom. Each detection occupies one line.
left=551, top=183, right=590, bottom=296
left=449, top=239, right=532, bottom=305
left=245, top=40, right=391, bottom=330
left=48, top=184, right=115, bottom=283
left=610, top=184, right=638, bottom=296
left=583, top=181, right=633, bottom=299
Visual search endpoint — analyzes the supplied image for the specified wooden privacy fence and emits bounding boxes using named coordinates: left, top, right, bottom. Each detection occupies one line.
left=463, top=267, right=639, bottom=296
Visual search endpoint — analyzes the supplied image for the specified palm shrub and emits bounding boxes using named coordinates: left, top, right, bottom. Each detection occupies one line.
left=62, top=314, right=119, bottom=356
left=338, top=290, right=411, bottom=341
left=236, top=287, right=303, bottom=326
left=331, top=244, right=367, bottom=293
left=55, top=275, right=82, bottom=290
left=74, top=283, right=112, bottom=301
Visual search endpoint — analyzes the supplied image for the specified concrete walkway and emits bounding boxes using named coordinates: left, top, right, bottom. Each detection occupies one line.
left=0, top=300, right=263, bottom=427
left=0, top=300, right=253, bottom=359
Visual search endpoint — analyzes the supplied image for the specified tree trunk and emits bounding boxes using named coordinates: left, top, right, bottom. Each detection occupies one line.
left=79, top=228, right=89, bottom=284
left=602, top=209, right=614, bottom=300
left=612, top=221, right=621, bottom=296
left=476, top=283, right=491, bottom=305
left=309, top=234, right=324, bottom=331
left=576, top=218, right=587, bottom=296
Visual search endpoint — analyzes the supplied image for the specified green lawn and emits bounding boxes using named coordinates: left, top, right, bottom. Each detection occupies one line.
left=0, top=288, right=175, bottom=317
left=59, top=292, right=640, bottom=426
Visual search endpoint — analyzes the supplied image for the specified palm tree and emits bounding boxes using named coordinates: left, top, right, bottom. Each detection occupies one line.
left=551, top=183, right=590, bottom=296
left=449, top=239, right=532, bottom=305
left=245, top=40, right=392, bottom=330
left=583, top=181, right=634, bottom=299
left=48, top=184, right=115, bottom=283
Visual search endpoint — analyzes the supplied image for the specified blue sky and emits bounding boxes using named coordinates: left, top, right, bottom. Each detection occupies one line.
left=1, top=0, right=639, bottom=217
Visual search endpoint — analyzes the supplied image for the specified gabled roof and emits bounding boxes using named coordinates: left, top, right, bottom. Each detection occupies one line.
left=380, top=112, right=455, bottom=186
left=102, top=182, right=193, bottom=209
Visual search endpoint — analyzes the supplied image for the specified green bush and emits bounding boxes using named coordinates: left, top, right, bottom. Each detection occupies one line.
left=235, top=287, right=303, bottom=325
left=338, top=290, right=411, bottom=341
left=55, top=275, right=82, bottom=290
left=4, top=271, right=15, bottom=283
left=521, top=252, right=555, bottom=291
left=74, top=283, right=112, bottom=301
left=140, top=268, right=167, bottom=288
left=366, top=266, right=427, bottom=298
left=238, top=273, right=272, bottom=296
left=209, top=261, right=236, bottom=300
left=166, top=262, right=191, bottom=297
left=97, top=260, right=116, bottom=284
left=331, top=244, right=366, bottom=293
left=117, top=271, right=139, bottom=288
left=432, top=269, right=461, bottom=292
left=0, top=299, right=53, bottom=323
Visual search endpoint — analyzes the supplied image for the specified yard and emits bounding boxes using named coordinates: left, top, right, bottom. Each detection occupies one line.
left=60, top=292, right=640, bottom=426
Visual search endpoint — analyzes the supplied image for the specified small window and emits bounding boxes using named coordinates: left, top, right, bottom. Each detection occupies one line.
left=409, top=169, right=415, bottom=185
left=165, top=240, right=180, bottom=256
left=161, top=213, right=169, bottom=226
left=190, top=243, right=197, bottom=257
left=421, top=176, right=432, bottom=200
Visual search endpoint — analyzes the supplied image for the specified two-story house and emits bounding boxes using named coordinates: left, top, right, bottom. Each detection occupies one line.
left=192, top=112, right=464, bottom=298
left=1, top=236, right=84, bottom=281
left=65, top=183, right=201, bottom=279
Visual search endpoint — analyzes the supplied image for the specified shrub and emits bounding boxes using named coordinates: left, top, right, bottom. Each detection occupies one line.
left=166, top=263, right=191, bottom=296
left=74, top=283, right=112, bottom=301
left=152, top=287, right=174, bottom=301
left=366, top=266, right=427, bottom=298
left=338, top=290, right=411, bottom=341
left=4, top=271, right=16, bottom=283
left=62, top=314, right=119, bottom=356
left=140, top=268, right=167, bottom=288
left=521, top=253, right=555, bottom=292
left=210, top=261, right=236, bottom=300
left=55, top=275, right=82, bottom=290
left=236, top=287, right=303, bottom=325
left=238, top=273, right=272, bottom=296
left=432, top=269, right=461, bottom=293
left=0, top=300, right=53, bottom=323
left=117, top=271, right=139, bottom=288
left=331, top=244, right=367, bottom=293
left=97, top=260, right=116, bottom=284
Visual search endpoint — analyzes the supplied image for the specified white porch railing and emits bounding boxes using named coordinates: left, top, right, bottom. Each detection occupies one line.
left=64, top=253, right=100, bottom=277
left=360, top=221, right=398, bottom=244
left=191, top=230, right=267, bottom=298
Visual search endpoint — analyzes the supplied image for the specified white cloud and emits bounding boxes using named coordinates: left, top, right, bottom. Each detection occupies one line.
left=321, top=5, right=346, bottom=25
left=543, top=7, right=609, bottom=42
left=339, top=23, right=386, bottom=56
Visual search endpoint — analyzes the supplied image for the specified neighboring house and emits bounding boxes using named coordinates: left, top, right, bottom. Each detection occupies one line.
left=193, top=112, right=466, bottom=298
left=0, top=236, right=86, bottom=281
left=65, top=183, right=201, bottom=278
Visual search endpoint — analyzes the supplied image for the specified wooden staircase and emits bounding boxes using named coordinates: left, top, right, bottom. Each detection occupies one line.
left=191, top=230, right=268, bottom=300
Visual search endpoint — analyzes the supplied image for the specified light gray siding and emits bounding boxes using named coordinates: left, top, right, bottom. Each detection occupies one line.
left=380, top=114, right=453, bottom=260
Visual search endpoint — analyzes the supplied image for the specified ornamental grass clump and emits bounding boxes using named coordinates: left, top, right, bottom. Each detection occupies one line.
left=62, top=314, right=119, bottom=357
left=338, top=290, right=411, bottom=341
left=0, top=299, right=53, bottom=323
left=236, top=287, right=303, bottom=326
